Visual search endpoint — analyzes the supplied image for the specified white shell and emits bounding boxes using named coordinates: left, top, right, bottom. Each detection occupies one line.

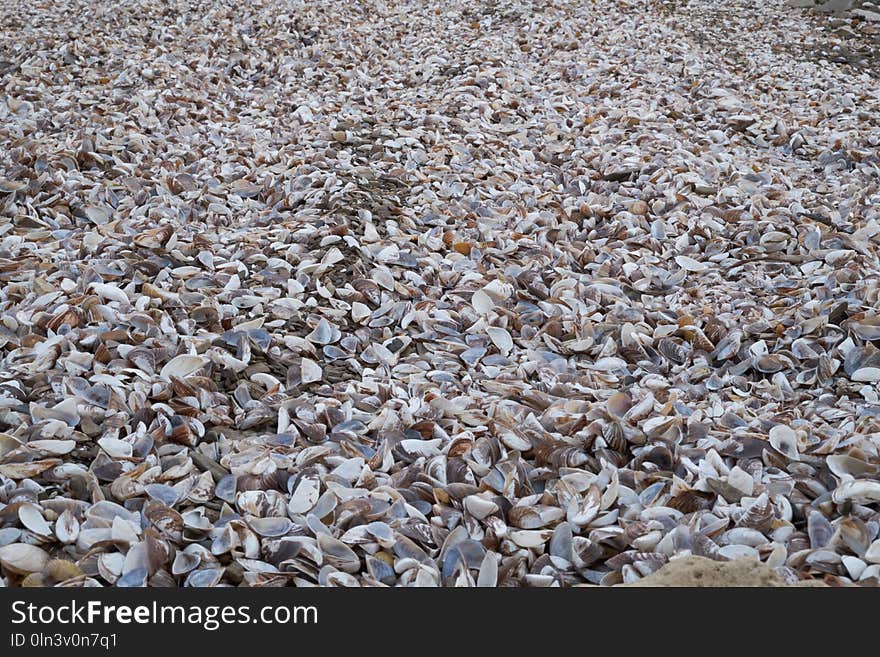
left=159, top=354, right=209, bottom=380
left=18, top=504, right=52, bottom=537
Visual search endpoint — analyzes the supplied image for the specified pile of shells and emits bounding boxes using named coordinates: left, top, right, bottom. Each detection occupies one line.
left=785, top=0, right=880, bottom=23
left=676, top=0, right=880, bottom=73
left=0, top=0, right=878, bottom=587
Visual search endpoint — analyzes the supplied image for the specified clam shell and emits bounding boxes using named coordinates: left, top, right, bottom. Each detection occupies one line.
left=832, top=480, right=880, bottom=505
left=0, top=543, right=50, bottom=575
left=768, top=425, right=800, bottom=460
left=159, top=355, right=210, bottom=381
left=19, top=504, right=53, bottom=538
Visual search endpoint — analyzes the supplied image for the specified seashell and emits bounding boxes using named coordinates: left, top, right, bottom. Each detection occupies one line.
left=300, top=358, right=322, bottom=384
left=145, top=483, right=180, bottom=507
left=317, top=534, right=361, bottom=573
left=216, top=474, right=237, bottom=504
left=19, top=504, right=52, bottom=537
left=509, top=530, right=553, bottom=549
left=567, top=485, right=601, bottom=527
left=182, top=509, right=212, bottom=533
left=605, top=392, right=632, bottom=419
left=549, top=522, right=574, bottom=562
left=736, top=494, right=775, bottom=533
left=0, top=543, right=50, bottom=575
left=509, top=505, right=564, bottom=529
left=0, top=433, right=24, bottom=460
left=727, top=467, right=754, bottom=497
left=89, top=282, right=127, bottom=303
left=835, top=517, right=870, bottom=557
left=717, top=544, right=759, bottom=561
left=365, top=555, right=396, bottom=585
left=667, top=490, right=713, bottom=514
left=463, top=495, right=498, bottom=520
left=848, top=317, right=880, bottom=341
left=571, top=537, right=603, bottom=568
left=482, top=280, right=513, bottom=301
left=832, top=480, right=880, bottom=505
left=624, top=393, right=655, bottom=422
left=0, top=460, right=62, bottom=480
left=184, top=568, right=223, bottom=588
left=54, top=509, right=80, bottom=544
left=471, top=290, right=495, bottom=315
left=27, top=439, right=76, bottom=455
left=865, top=541, right=880, bottom=565
left=159, top=355, right=210, bottom=381
left=248, top=516, right=293, bottom=538
left=76, top=528, right=113, bottom=551
left=486, top=327, right=513, bottom=355
left=288, top=476, right=321, bottom=516
left=851, top=367, right=880, bottom=383
left=768, top=425, right=799, bottom=460
left=674, top=255, right=708, bottom=272
left=306, top=318, right=340, bottom=345
left=842, top=555, right=866, bottom=580
left=477, top=552, right=498, bottom=587
left=806, top=509, right=833, bottom=549
left=351, top=303, right=371, bottom=323
left=805, top=549, right=841, bottom=573
left=172, top=551, right=202, bottom=576
left=826, top=455, right=877, bottom=479
left=88, top=501, right=140, bottom=525
left=98, top=552, right=126, bottom=583
left=590, top=357, right=628, bottom=372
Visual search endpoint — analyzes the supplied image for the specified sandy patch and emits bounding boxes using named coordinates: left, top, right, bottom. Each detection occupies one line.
left=625, top=557, right=828, bottom=587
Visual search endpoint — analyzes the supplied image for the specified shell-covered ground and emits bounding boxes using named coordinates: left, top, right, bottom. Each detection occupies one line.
left=0, top=0, right=879, bottom=587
